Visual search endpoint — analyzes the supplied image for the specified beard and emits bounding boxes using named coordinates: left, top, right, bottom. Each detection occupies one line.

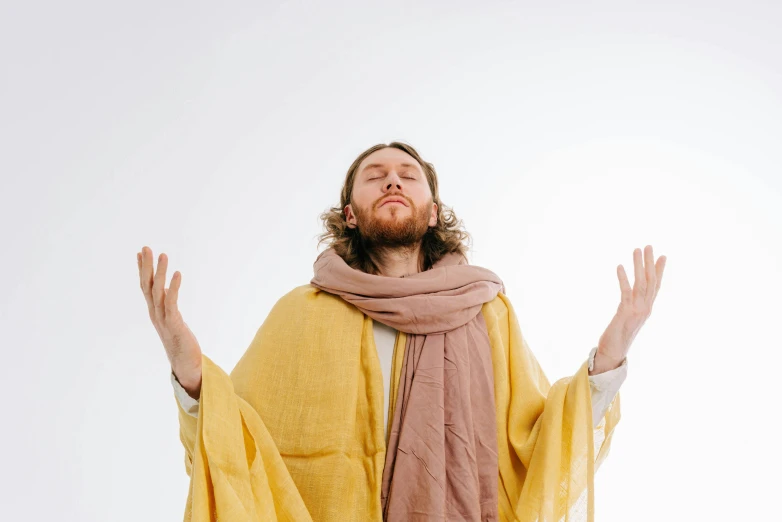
left=353, top=196, right=433, bottom=249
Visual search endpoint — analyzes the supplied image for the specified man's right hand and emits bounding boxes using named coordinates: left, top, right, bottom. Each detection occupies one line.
left=138, top=246, right=202, bottom=399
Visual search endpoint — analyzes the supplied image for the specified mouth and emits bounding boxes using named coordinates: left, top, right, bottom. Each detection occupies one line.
left=379, top=197, right=409, bottom=208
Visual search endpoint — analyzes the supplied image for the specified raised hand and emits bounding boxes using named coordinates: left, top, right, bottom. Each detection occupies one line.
left=138, top=246, right=203, bottom=398
left=592, top=245, right=667, bottom=375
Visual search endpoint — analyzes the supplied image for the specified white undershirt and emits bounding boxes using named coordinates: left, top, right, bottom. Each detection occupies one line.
left=371, top=320, right=399, bottom=432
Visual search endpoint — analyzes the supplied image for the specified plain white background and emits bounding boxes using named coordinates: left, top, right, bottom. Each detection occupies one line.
left=1, top=1, right=780, bottom=520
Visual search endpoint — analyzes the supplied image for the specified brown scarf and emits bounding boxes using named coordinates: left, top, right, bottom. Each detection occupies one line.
left=310, top=248, right=505, bottom=521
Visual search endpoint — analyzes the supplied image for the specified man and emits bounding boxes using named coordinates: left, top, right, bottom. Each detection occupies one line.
left=138, top=142, right=666, bottom=521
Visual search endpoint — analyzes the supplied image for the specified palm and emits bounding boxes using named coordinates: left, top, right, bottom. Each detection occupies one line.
left=138, top=247, right=203, bottom=383
left=597, top=245, right=666, bottom=364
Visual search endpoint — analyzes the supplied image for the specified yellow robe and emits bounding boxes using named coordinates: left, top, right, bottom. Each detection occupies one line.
left=175, top=285, right=621, bottom=521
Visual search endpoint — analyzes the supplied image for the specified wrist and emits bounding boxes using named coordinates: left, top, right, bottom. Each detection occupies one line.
left=172, top=365, right=202, bottom=400
left=589, top=350, right=625, bottom=376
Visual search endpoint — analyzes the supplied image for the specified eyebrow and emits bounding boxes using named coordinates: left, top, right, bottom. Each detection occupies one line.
left=361, top=162, right=420, bottom=174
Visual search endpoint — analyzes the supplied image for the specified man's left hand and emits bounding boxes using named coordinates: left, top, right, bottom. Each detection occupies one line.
left=592, top=245, right=667, bottom=374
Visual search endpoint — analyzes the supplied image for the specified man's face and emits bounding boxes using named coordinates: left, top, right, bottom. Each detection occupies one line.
left=345, top=148, right=438, bottom=248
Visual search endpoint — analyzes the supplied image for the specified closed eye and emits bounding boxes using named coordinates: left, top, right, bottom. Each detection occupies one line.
left=366, top=173, right=416, bottom=180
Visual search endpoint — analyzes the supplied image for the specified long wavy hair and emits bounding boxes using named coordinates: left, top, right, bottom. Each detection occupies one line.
left=318, top=142, right=472, bottom=274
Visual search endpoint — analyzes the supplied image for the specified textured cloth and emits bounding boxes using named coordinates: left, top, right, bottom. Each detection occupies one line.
left=170, top=336, right=627, bottom=430
left=173, top=285, right=622, bottom=521
left=310, top=248, right=505, bottom=521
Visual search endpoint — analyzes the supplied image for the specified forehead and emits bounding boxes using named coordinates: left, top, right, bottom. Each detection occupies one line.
left=358, top=148, right=423, bottom=173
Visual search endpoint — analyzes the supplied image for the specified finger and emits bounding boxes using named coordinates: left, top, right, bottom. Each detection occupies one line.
left=140, top=249, right=161, bottom=326
left=140, top=247, right=152, bottom=294
left=644, top=245, right=656, bottom=306
left=153, top=253, right=168, bottom=322
left=632, top=247, right=646, bottom=297
left=165, top=271, right=181, bottom=321
left=617, top=264, right=632, bottom=305
left=652, top=255, right=667, bottom=301
left=140, top=247, right=155, bottom=309
left=138, top=251, right=147, bottom=297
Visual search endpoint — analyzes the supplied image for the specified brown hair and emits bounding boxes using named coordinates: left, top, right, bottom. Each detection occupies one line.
left=318, top=141, right=471, bottom=274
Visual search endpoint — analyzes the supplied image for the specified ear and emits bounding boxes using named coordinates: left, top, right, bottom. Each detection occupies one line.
left=345, top=204, right=358, bottom=229
left=428, top=202, right=438, bottom=227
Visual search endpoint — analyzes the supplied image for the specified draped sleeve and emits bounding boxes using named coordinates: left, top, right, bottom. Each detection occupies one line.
left=481, top=293, right=621, bottom=522
left=174, top=351, right=313, bottom=521
left=172, top=284, right=385, bottom=521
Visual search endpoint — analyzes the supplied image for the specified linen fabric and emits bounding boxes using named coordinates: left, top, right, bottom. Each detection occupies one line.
left=174, top=253, right=621, bottom=521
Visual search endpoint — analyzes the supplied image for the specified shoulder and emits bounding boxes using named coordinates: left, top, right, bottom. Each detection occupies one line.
left=271, top=284, right=360, bottom=316
left=274, top=285, right=510, bottom=324
left=482, top=292, right=512, bottom=319
left=245, top=284, right=363, bottom=352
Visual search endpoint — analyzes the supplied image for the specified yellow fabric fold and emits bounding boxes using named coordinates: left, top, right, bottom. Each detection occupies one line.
left=174, top=285, right=620, bottom=521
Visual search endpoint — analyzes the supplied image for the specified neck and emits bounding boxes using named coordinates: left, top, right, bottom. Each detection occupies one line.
left=369, top=244, right=423, bottom=277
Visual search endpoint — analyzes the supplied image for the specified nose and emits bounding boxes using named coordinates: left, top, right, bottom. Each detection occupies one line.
left=383, top=170, right=403, bottom=192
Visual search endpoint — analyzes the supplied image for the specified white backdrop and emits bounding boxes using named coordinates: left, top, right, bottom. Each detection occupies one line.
left=1, top=1, right=780, bottom=520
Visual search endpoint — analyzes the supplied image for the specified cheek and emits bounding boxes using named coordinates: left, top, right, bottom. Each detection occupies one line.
left=352, top=185, right=379, bottom=207
left=409, top=186, right=433, bottom=207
